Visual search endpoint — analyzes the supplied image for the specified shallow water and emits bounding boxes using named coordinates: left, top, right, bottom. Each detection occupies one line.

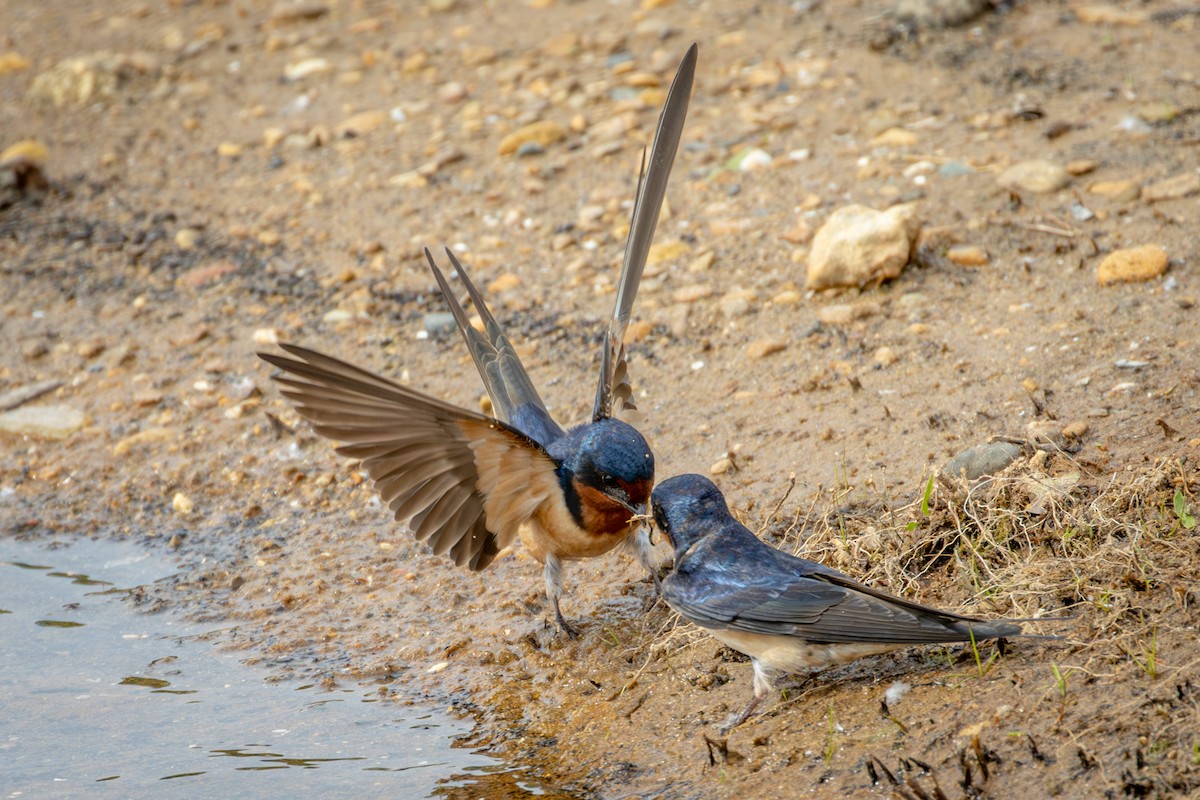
left=0, top=537, right=555, bottom=799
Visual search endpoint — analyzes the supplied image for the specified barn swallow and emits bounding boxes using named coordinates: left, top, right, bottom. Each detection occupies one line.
left=652, top=474, right=1041, bottom=731
left=259, top=43, right=697, bottom=637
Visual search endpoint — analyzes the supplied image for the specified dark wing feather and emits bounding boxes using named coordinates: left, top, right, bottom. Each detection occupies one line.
left=664, top=524, right=1022, bottom=645
left=593, top=43, right=697, bottom=421
left=259, top=344, right=558, bottom=571
left=425, top=248, right=564, bottom=445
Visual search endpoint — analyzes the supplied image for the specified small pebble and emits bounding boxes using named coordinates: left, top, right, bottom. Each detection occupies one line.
left=1142, top=172, right=1200, bottom=202
left=746, top=339, right=786, bottom=359
left=498, top=120, right=565, bottom=156
left=1096, top=245, right=1168, bottom=286
left=172, top=492, right=194, bottom=515
left=996, top=160, right=1070, bottom=193
left=710, top=457, right=732, bottom=475
left=946, top=245, right=988, bottom=266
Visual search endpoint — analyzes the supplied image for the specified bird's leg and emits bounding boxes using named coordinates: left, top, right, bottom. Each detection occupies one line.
left=543, top=554, right=579, bottom=638
left=719, top=658, right=773, bottom=733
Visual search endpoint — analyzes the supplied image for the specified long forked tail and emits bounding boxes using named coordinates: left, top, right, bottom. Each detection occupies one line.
left=593, top=43, right=697, bottom=421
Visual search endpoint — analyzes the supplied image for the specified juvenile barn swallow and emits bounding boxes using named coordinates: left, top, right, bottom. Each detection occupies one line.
left=259, top=44, right=697, bottom=637
left=652, top=474, right=1034, bottom=730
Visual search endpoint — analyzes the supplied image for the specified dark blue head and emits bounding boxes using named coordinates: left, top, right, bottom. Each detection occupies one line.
left=561, top=417, right=657, bottom=527
left=651, top=473, right=732, bottom=554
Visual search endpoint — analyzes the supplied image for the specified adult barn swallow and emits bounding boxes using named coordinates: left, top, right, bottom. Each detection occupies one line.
left=259, top=44, right=697, bottom=637
left=652, top=474, right=1033, bottom=730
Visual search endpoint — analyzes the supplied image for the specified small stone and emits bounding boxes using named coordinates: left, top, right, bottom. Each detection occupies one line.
left=284, top=57, right=330, bottom=81
left=719, top=289, right=756, bottom=317
left=1142, top=172, right=1200, bottom=203
left=746, top=339, right=786, bottom=359
left=1062, top=421, right=1089, bottom=440
left=257, top=230, right=282, bottom=246
left=873, top=346, right=899, bottom=367
left=174, top=228, right=200, bottom=250
left=625, top=320, right=654, bottom=343
left=1066, top=159, right=1098, bottom=176
left=816, top=303, right=877, bottom=325
left=516, top=142, right=544, bottom=157
left=946, top=245, right=989, bottom=266
left=423, top=312, right=456, bottom=336
left=0, top=380, right=62, bottom=412
left=335, top=109, right=388, bottom=137
left=253, top=328, right=280, bottom=345
left=806, top=203, right=920, bottom=290
left=708, top=218, right=757, bottom=237
left=177, top=259, right=237, bottom=289
left=172, top=492, right=195, bottom=515
left=487, top=273, right=520, bottom=293
left=76, top=339, right=105, bottom=359
left=1, top=139, right=49, bottom=166
left=688, top=251, right=716, bottom=272
left=943, top=442, right=1022, bottom=481
left=1087, top=179, right=1141, bottom=203
left=0, top=404, right=87, bottom=440
left=438, top=82, right=467, bottom=103
left=870, top=127, right=919, bottom=147
left=647, top=240, right=690, bottom=265
left=997, top=160, right=1070, bottom=193
left=710, top=457, right=733, bottom=475
left=672, top=284, right=713, bottom=304
left=1074, top=4, right=1148, bottom=25
left=938, top=161, right=975, bottom=178
left=217, top=142, right=242, bottom=158
left=773, top=289, right=802, bottom=305
left=498, top=120, right=566, bottom=156
left=728, top=147, right=772, bottom=171
left=0, top=53, right=32, bottom=75
left=1096, top=245, right=1168, bottom=286
left=112, top=427, right=175, bottom=457
left=268, top=1, right=329, bottom=24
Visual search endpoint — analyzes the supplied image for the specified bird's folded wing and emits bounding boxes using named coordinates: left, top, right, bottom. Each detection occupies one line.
left=426, top=248, right=563, bottom=445
left=260, top=344, right=557, bottom=571
left=666, top=568, right=1012, bottom=644
left=593, top=43, right=697, bottom=422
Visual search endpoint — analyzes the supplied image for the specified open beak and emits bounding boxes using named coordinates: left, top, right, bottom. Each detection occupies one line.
left=623, top=501, right=654, bottom=544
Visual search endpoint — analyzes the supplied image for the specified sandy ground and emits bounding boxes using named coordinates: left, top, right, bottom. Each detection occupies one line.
left=2, top=0, right=1199, bottom=797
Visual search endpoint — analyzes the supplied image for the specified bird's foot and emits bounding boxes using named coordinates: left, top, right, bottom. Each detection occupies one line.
left=717, top=696, right=762, bottom=735
left=553, top=601, right=580, bottom=639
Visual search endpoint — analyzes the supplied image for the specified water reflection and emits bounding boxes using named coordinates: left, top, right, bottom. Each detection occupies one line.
left=0, top=538, right=569, bottom=798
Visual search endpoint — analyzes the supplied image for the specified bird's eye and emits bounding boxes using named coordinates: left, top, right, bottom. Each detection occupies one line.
left=600, top=473, right=615, bottom=485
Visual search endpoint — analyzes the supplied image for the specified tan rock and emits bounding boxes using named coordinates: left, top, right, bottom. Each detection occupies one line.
left=870, top=127, right=919, bottom=147
left=1096, top=245, right=1168, bottom=286
left=806, top=203, right=920, bottom=290
left=335, top=109, right=388, bottom=137
left=946, top=245, right=989, bottom=266
left=1088, top=179, right=1141, bottom=203
left=497, top=120, right=565, bottom=156
left=747, top=339, right=786, bottom=359
left=997, top=160, right=1070, bottom=193
left=1143, top=171, right=1200, bottom=202
left=487, top=273, right=521, bottom=293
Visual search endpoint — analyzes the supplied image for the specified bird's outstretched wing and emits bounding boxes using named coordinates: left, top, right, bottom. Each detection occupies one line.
left=665, top=527, right=1023, bottom=645
left=259, top=344, right=559, bottom=571
left=426, top=247, right=564, bottom=446
left=593, top=42, right=697, bottom=421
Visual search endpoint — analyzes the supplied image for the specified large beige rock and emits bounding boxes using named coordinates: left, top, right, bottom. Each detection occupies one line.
left=806, top=203, right=920, bottom=290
